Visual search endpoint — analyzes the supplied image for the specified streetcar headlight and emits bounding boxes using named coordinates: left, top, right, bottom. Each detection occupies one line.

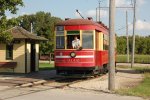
left=70, top=52, right=76, bottom=58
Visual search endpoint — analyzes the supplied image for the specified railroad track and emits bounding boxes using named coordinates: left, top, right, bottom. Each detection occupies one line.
left=42, top=74, right=106, bottom=88
left=0, top=74, right=107, bottom=100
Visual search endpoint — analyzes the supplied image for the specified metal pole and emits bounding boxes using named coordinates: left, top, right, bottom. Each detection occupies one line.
left=126, top=11, right=129, bottom=63
left=131, top=0, right=136, bottom=68
left=99, top=0, right=100, bottom=22
left=96, top=8, right=97, bottom=22
left=109, top=0, right=116, bottom=91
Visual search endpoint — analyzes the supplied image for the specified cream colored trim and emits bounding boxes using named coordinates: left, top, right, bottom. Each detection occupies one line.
left=93, top=30, right=95, bottom=50
left=80, top=30, right=82, bottom=46
left=99, top=32, right=103, bottom=50
left=64, top=30, right=67, bottom=49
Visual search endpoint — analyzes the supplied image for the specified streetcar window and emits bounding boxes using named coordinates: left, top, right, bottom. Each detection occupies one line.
left=56, top=36, right=65, bottom=49
left=103, top=34, right=109, bottom=50
left=82, top=31, right=93, bottom=49
left=56, top=31, right=64, bottom=35
left=56, top=26, right=65, bottom=49
left=67, top=31, right=80, bottom=49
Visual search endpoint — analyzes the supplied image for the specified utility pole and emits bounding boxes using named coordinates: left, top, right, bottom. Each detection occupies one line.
left=96, top=8, right=98, bottom=21
left=99, top=0, right=100, bottom=22
left=109, top=0, right=116, bottom=91
left=131, top=0, right=136, bottom=68
left=126, top=11, right=129, bottom=63
left=96, top=0, right=101, bottom=22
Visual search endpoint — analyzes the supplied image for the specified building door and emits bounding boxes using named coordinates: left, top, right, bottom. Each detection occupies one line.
left=31, top=43, right=36, bottom=72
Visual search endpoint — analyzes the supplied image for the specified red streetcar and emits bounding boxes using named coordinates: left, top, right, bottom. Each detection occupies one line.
left=54, top=18, right=110, bottom=76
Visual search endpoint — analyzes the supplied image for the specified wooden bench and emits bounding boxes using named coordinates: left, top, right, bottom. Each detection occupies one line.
left=0, top=62, right=17, bottom=72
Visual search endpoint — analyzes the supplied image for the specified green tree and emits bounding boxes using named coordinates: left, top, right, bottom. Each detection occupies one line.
left=146, top=36, right=150, bottom=54
left=15, top=11, right=62, bottom=54
left=116, top=36, right=126, bottom=54
left=0, top=0, right=23, bottom=43
left=117, top=35, right=150, bottom=55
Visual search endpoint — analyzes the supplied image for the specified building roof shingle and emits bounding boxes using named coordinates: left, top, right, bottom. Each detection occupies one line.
left=6, top=26, right=47, bottom=41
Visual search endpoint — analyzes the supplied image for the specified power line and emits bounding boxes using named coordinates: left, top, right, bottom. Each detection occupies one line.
left=116, top=23, right=133, bottom=32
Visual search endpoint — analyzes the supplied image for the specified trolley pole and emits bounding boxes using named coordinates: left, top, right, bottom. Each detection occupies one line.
left=108, top=0, right=116, bottom=91
left=131, top=0, right=136, bottom=68
left=126, top=11, right=129, bottom=63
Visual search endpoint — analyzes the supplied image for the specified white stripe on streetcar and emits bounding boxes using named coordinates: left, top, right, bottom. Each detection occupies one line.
left=55, top=56, right=94, bottom=58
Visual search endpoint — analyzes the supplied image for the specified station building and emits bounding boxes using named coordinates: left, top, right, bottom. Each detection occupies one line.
left=0, top=26, right=47, bottom=73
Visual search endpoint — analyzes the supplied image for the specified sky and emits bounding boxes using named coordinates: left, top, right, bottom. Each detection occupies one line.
left=6, top=0, right=150, bottom=36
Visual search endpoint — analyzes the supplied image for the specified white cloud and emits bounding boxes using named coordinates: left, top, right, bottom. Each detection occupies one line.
left=107, top=0, right=131, bottom=6
left=115, top=0, right=145, bottom=7
left=129, top=20, right=150, bottom=31
left=115, top=0, right=131, bottom=6
left=21, top=12, right=29, bottom=16
left=137, top=0, right=145, bottom=6
left=136, top=20, right=150, bottom=31
left=86, top=9, right=108, bottom=18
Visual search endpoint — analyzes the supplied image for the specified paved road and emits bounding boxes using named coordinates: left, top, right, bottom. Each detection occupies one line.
left=3, top=87, right=143, bottom=100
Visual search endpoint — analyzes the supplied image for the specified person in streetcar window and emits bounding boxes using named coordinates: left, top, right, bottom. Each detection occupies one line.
left=72, top=36, right=81, bottom=49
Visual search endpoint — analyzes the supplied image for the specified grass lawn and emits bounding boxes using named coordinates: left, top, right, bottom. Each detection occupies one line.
left=117, top=68, right=150, bottom=99
left=39, top=63, right=54, bottom=71
left=117, top=55, right=150, bottom=64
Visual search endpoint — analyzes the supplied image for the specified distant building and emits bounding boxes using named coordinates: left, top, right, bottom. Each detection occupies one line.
left=0, top=26, right=47, bottom=73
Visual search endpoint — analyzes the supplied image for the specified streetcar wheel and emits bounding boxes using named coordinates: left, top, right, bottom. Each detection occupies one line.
left=103, top=64, right=108, bottom=74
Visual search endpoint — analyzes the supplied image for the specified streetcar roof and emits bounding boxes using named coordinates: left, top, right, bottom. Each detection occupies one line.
left=56, top=19, right=108, bottom=32
left=57, top=19, right=108, bottom=27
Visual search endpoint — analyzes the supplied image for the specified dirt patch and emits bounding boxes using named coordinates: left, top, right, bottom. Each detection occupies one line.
left=69, top=68, right=143, bottom=91
left=116, top=69, right=143, bottom=89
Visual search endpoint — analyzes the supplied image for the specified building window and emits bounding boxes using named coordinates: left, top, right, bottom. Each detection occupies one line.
left=6, top=44, right=13, bottom=60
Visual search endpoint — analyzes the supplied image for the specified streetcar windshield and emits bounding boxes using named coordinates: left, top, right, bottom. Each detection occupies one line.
left=67, top=31, right=80, bottom=49
left=55, top=28, right=94, bottom=49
